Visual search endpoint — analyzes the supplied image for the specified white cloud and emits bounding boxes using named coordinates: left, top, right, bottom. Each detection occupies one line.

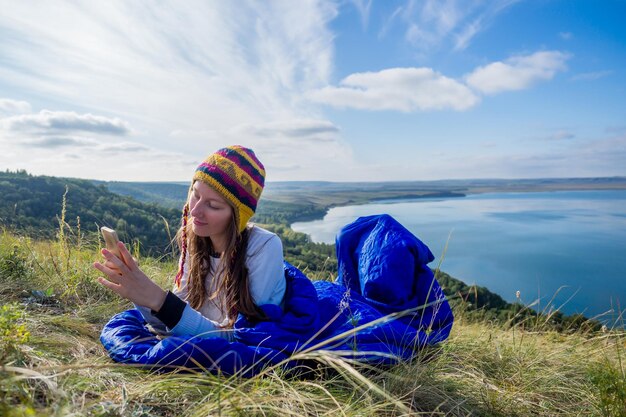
left=350, top=0, right=373, bottom=30
left=256, top=137, right=357, bottom=181
left=378, top=6, right=403, bottom=39
left=605, top=126, right=626, bottom=135
left=570, top=70, right=613, bottom=81
left=169, top=118, right=340, bottom=143
left=465, top=51, right=570, bottom=94
left=451, top=0, right=520, bottom=51
left=309, top=67, right=480, bottom=111
left=24, top=136, right=99, bottom=149
left=0, top=98, right=31, bottom=116
left=98, top=142, right=152, bottom=154
left=0, top=148, right=194, bottom=182
left=559, top=31, right=573, bottom=40
left=425, top=131, right=626, bottom=179
left=405, top=0, right=461, bottom=47
left=234, top=119, right=340, bottom=140
left=454, top=19, right=481, bottom=51
left=0, top=105, right=136, bottom=158
left=215, top=119, right=353, bottom=180
left=298, top=49, right=571, bottom=113
left=381, top=0, right=520, bottom=52
left=0, top=1, right=344, bottom=181
left=405, top=23, right=438, bottom=51
left=166, top=118, right=352, bottom=180
left=19, top=136, right=152, bottom=153
left=2, top=110, right=131, bottom=135
left=550, top=130, right=575, bottom=141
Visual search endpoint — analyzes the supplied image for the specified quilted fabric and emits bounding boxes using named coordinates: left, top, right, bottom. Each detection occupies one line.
left=100, top=214, right=454, bottom=375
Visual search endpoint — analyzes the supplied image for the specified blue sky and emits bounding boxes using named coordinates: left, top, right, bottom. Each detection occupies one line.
left=1, top=0, right=625, bottom=181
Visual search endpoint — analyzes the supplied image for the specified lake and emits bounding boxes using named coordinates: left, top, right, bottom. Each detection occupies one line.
left=292, top=190, right=626, bottom=323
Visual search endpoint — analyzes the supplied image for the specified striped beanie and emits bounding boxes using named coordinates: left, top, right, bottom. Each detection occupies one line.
left=175, top=145, right=265, bottom=288
left=193, top=145, right=266, bottom=233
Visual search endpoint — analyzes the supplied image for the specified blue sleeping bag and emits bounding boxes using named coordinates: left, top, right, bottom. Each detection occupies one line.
left=100, top=214, right=454, bottom=375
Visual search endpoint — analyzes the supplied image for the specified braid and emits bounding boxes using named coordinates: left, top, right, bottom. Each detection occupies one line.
left=175, top=202, right=189, bottom=289
left=229, top=233, right=241, bottom=271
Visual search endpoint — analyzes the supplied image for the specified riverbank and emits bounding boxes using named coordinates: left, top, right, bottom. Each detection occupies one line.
left=257, top=177, right=626, bottom=225
left=289, top=190, right=626, bottom=325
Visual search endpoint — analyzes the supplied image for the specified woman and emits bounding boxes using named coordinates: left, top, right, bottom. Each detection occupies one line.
left=94, top=145, right=286, bottom=340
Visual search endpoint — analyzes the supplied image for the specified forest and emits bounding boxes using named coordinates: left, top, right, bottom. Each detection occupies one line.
left=0, top=170, right=180, bottom=255
left=0, top=170, right=602, bottom=331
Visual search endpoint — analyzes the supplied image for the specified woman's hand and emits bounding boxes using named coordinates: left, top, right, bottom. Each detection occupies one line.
left=93, top=241, right=167, bottom=312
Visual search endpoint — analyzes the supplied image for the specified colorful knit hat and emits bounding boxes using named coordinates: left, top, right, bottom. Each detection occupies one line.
left=192, top=145, right=266, bottom=232
left=175, top=145, right=265, bottom=288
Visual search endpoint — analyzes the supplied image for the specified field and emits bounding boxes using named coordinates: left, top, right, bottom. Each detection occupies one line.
left=1, top=229, right=625, bottom=416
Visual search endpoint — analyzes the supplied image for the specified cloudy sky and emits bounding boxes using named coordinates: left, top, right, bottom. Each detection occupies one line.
left=1, top=0, right=625, bottom=182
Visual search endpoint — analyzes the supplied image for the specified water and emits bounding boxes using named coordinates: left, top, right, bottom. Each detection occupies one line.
left=292, top=190, right=626, bottom=321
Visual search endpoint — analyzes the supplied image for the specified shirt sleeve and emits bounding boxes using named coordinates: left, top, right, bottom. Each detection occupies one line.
left=246, top=234, right=286, bottom=307
left=168, top=303, right=234, bottom=340
left=133, top=303, right=169, bottom=334
left=136, top=294, right=234, bottom=340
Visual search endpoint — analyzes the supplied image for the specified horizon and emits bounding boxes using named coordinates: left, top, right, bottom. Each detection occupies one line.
left=1, top=1, right=625, bottom=182
left=4, top=168, right=626, bottom=185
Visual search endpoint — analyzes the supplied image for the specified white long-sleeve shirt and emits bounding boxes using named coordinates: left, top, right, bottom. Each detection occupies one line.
left=137, top=225, right=286, bottom=340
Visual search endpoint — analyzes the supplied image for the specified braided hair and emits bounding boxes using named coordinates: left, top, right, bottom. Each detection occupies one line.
left=175, top=199, right=266, bottom=327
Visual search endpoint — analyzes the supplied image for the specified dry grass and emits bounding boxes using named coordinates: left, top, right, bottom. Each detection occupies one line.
left=1, top=230, right=625, bottom=416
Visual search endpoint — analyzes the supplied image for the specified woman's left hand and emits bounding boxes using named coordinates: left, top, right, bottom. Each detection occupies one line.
left=93, top=241, right=167, bottom=312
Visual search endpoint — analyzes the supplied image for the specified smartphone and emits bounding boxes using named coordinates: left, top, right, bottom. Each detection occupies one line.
left=100, top=226, right=122, bottom=258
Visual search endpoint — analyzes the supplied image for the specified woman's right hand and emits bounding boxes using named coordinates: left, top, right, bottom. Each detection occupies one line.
left=102, top=251, right=138, bottom=276
left=93, top=241, right=167, bottom=312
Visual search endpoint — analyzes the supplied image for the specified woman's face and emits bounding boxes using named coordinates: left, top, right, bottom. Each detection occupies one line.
left=188, top=181, right=234, bottom=241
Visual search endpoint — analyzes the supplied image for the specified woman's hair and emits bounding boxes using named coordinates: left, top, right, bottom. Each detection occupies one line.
left=175, top=145, right=267, bottom=327
left=176, top=199, right=266, bottom=327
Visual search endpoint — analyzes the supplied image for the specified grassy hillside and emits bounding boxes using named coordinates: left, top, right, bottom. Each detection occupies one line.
left=0, top=171, right=180, bottom=256
left=98, top=181, right=189, bottom=210
left=0, top=171, right=608, bottom=329
left=1, top=230, right=625, bottom=416
left=1, top=171, right=622, bottom=416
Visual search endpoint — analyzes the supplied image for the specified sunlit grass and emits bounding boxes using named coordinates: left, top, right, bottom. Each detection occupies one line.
left=1, top=229, right=625, bottom=416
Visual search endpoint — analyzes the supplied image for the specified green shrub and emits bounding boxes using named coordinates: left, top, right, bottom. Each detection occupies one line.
left=0, top=303, right=30, bottom=363
left=590, top=358, right=626, bottom=417
left=0, top=241, right=31, bottom=282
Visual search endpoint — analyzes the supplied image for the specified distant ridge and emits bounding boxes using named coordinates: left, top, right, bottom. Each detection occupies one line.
left=4, top=169, right=625, bottom=230
left=96, top=180, right=189, bottom=209
left=0, top=171, right=180, bottom=255
left=3, top=169, right=624, bottom=227
left=91, top=176, right=626, bottom=225
left=0, top=170, right=607, bottom=330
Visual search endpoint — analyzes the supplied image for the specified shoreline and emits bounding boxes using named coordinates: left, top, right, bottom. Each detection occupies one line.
left=287, top=189, right=626, bottom=325
left=283, top=186, right=626, bottom=228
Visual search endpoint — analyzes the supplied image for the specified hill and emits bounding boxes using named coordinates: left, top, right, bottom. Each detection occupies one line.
left=0, top=171, right=622, bottom=415
left=0, top=171, right=606, bottom=331
left=94, top=176, right=626, bottom=225
left=0, top=230, right=624, bottom=416
left=91, top=180, right=331, bottom=225
left=95, top=180, right=189, bottom=210
left=0, top=171, right=336, bottom=276
left=0, top=170, right=180, bottom=255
